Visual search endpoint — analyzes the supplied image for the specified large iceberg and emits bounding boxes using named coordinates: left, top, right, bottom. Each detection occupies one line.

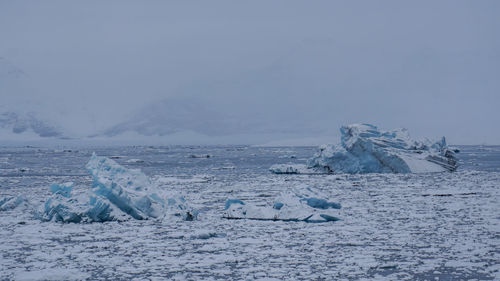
left=270, top=124, right=458, bottom=175
left=40, top=153, right=195, bottom=223
left=223, top=187, right=341, bottom=223
left=307, top=124, right=458, bottom=174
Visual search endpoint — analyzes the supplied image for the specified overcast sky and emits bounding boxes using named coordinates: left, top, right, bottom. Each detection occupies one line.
left=1, top=1, right=499, bottom=144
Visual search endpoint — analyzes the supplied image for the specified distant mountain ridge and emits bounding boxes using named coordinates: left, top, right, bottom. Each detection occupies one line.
left=103, top=98, right=243, bottom=137
left=0, top=55, right=315, bottom=141
left=0, top=58, right=64, bottom=139
left=0, top=111, right=63, bottom=138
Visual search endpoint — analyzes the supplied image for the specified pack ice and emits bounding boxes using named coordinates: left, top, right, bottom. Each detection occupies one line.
left=223, top=187, right=341, bottom=223
left=272, top=124, right=458, bottom=174
left=40, top=153, right=195, bottom=223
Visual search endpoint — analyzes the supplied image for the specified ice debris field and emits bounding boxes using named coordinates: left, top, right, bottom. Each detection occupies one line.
left=1, top=124, right=499, bottom=280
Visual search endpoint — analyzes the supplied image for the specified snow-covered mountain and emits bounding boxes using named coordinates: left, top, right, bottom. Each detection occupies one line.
left=0, top=58, right=66, bottom=140
left=0, top=111, right=63, bottom=138
left=0, top=57, right=329, bottom=144
left=103, top=98, right=245, bottom=137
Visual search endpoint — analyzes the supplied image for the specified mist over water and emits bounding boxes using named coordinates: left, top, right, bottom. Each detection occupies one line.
left=1, top=1, right=499, bottom=144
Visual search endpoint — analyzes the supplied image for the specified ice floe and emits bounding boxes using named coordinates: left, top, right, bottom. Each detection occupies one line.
left=125, top=158, right=144, bottom=163
left=269, top=164, right=321, bottom=174
left=271, top=124, right=458, bottom=174
left=223, top=187, right=341, bottom=223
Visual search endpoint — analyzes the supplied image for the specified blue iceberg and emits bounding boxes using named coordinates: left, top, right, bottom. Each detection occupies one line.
left=224, top=199, right=245, bottom=210
left=41, top=153, right=195, bottom=223
left=223, top=187, right=341, bottom=223
left=86, top=154, right=165, bottom=220
left=270, top=124, right=458, bottom=175
left=307, top=124, right=458, bottom=174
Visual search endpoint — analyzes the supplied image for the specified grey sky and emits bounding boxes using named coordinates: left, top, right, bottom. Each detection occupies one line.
left=1, top=1, right=499, bottom=144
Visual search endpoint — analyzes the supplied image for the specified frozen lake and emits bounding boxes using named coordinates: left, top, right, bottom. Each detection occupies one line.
left=1, top=145, right=499, bottom=280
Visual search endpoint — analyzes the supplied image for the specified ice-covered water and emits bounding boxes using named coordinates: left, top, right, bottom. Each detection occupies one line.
left=1, top=145, right=499, bottom=280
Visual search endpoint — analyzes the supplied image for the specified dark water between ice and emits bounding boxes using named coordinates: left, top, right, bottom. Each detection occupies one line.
left=0, top=145, right=499, bottom=280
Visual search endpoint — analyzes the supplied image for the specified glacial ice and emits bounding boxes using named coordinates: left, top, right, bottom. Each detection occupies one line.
left=50, top=182, right=73, bottom=198
left=86, top=153, right=165, bottom=220
left=223, top=187, right=341, bottom=223
left=270, top=124, right=458, bottom=174
left=40, top=182, right=122, bottom=223
left=0, top=195, right=26, bottom=211
left=40, top=153, right=195, bottom=223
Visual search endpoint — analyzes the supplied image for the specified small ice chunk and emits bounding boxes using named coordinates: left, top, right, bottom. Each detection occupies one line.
left=225, top=199, right=245, bottom=210
left=304, top=198, right=341, bottom=210
left=273, top=201, right=284, bottom=210
left=0, top=195, right=25, bottom=211
left=126, top=159, right=144, bottom=163
left=269, top=164, right=311, bottom=174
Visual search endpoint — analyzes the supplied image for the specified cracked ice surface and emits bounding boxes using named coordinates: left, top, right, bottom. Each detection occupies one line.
left=0, top=146, right=499, bottom=280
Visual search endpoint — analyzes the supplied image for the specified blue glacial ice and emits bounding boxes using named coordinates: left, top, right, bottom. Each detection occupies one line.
left=40, top=182, right=119, bottom=223
left=50, top=182, right=73, bottom=198
left=223, top=187, right=341, bottom=223
left=40, top=153, right=195, bottom=223
left=0, top=195, right=26, bottom=211
left=86, top=153, right=165, bottom=220
left=271, top=124, right=458, bottom=174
